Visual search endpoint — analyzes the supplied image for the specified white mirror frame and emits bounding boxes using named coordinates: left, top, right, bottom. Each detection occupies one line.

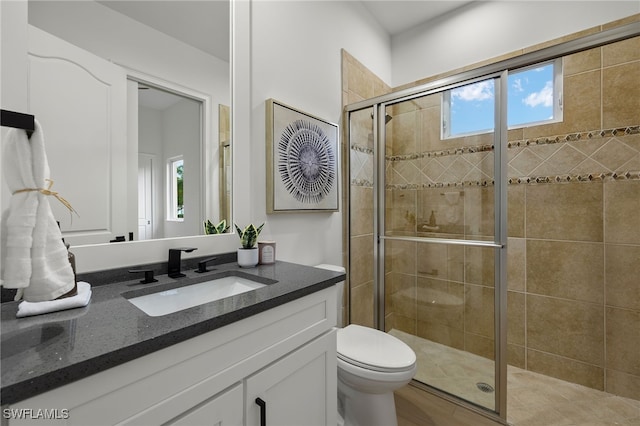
left=71, top=0, right=251, bottom=272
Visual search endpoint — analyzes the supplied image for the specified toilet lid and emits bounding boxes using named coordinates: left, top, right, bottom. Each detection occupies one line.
left=337, top=325, right=416, bottom=372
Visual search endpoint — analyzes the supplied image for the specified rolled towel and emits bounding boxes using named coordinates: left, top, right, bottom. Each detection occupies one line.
left=1, top=120, right=76, bottom=302
left=16, top=282, right=91, bottom=318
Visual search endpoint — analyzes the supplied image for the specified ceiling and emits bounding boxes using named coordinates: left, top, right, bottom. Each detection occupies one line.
left=97, top=0, right=229, bottom=61
left=96, top=1, right=471, bottom=109
left=97, top=1, right=471, bottom=64
left=361, top=1, right=473, bottom=36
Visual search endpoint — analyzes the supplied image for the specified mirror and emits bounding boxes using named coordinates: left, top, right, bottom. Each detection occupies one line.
left=24, top=0, right=231, bottom=245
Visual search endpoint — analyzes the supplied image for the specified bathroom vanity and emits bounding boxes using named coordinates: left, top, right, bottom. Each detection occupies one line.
left=1, top=261, right=342, bottom=425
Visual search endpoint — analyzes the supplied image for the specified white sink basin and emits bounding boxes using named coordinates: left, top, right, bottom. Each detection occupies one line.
left=127, top=275, right=267, bottom=317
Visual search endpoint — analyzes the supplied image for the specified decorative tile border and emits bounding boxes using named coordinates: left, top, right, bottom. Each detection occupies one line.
left=379, top=170, right=640, bottom=190
left=387, top=144, right=494, bottom=162
left=507, top=126, right=640, bottom=148
left=350, top=143, right=373, bottom=154
left=350, top=126, right=640, bottom=188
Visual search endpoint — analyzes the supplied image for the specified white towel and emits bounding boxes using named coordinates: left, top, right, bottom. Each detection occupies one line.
left=1, top=120, right=76, bottom=302
left=16, top=281, right=91, bottom=318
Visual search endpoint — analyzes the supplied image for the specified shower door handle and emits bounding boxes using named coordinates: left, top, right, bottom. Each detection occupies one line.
left=255, top=397, right=266, bottom=426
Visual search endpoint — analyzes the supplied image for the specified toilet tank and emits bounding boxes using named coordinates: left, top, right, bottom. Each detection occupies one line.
left=314, top=264, right=345, bottom=327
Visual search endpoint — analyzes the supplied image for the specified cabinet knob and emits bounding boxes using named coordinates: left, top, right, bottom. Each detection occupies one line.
left=255, top=397, right=266, bottom=426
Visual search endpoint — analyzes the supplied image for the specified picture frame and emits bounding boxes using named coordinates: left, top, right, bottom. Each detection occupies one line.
left=266, top=98, right=339, bottom=213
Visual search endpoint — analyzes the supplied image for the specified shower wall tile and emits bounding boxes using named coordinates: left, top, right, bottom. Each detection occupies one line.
left=390, top=111, right=418, bottom=155
left=416, top=242, right=447, bottom=278
left=508, top=344, right=526, bottom=369
left=464, top=186, right=495, bottom=238
left=464, top=333, right=494, bottom=361
left=385, top=313, right=417, bottom=335
left=527, top=240, right=604, bottom=303
left=387, top=271, right=417, bottom=321
left=508, top=291, right=525, bottom=346
left=350, top=280, right=374, bottom=328
left=590, top=137, right=638, bottom=171
left=507, top=185, right=525, bottom=238
left=416, top=320, right=464, bottom=351
left=605, top=244, right=640, bottom=311
left=606, top=369, right=640, bottom=401
left=343, top=49, right=391, bottom=101
left=418, top=106, right=442, bottom=152
left=604, top=180, right=640, bottom=244
left=387, top=239, right=417, bottom=275
left=349, top=186, right=373, bottom=236
left=416, top=277, right=464, bottom=329
left=525, top=182, right=603, bottom=242
left=527, top=349, right=604, bottom=391
left=464, top=245, right=495, bottom=287
left=464, top=284, right=495, bottom=339
left=603, top=36, right=640, bottom=66
left=349, top=235, right=373, bottom=286
left=507, top=238, right=526, bottom=292
left=606, top=307, right=640, bottom=376
left=563, top=47, right=601, bottom=75
left=603, top=62, right=640, bottom=129
left=385, top=188, right=417, bottom=233
left=527, top=295, right=604, bottom=366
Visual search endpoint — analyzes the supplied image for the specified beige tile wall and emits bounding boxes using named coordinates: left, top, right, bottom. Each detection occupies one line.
left=343, top=50, right=391, bottom=327
left=344, top=20, right=640, bottom=401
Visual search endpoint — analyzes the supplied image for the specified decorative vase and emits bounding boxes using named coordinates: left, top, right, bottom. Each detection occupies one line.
left=237, top=247, right=259, bottom=268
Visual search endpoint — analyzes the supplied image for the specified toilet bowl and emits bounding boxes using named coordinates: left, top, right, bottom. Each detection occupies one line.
left=337, top=324, right=417, bottom=426
left=314, top=265, right=417, bottom=426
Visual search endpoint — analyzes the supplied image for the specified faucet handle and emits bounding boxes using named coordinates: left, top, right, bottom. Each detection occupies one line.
left=129, top=269, right=158, bottom=284
left=196, top=257, right=218, bottom=273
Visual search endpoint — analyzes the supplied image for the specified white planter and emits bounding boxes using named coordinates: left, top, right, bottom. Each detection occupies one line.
left=237, top=247, right=259, bottom=268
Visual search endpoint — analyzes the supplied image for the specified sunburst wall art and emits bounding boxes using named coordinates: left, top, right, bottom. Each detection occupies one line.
left=266, top=99, right=339, bottom=213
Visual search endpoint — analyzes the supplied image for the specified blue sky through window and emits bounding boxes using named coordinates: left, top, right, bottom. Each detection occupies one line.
left=449, top=64, right=555, bottom=135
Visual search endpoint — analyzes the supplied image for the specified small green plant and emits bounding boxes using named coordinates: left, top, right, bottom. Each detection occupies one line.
left=204, top=219, right=230, bottom=235
left=234, top=223, right=264, bottom=249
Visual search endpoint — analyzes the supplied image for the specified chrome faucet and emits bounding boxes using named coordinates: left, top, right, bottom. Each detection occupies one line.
left=168, top=247, right=197, bottom=278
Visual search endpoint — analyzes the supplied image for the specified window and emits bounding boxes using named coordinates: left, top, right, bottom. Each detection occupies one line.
left=167, top=156, right=184, bottom=221
left=442, top=59, right=563, bottom=138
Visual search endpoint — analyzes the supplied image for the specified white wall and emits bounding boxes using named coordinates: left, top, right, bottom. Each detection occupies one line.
left=138, top=107, right=165, bottom=239
left=248, top=0, right=392, bottom=266
left=391, top=1, right=640, bottom=87
left=163, top=99, right=202, bottom=238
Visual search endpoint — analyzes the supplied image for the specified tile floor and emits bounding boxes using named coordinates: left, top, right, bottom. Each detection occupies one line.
left=390, top=329, right=640, bottom=426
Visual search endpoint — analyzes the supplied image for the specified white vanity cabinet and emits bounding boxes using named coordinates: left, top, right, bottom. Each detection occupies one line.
left=7, top=286, right=337, bottom=426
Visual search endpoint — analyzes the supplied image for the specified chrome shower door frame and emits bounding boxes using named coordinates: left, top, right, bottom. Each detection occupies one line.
left=372, top=70, right=508, bottom=421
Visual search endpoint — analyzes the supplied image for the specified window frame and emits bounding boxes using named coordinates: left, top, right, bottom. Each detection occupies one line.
left=167, top=156, right=184, bottom=222
left=441, top=58, right=563, bottom=139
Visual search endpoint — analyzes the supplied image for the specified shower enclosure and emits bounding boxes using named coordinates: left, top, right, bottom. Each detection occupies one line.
left=346, top=23, right=639, bottom=423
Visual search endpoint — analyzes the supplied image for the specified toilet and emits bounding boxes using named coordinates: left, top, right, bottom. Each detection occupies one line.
left=315, top=265, right=417, bottom=426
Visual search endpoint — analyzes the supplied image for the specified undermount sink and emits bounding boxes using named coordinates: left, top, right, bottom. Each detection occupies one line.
left=124, top=272, right=274, bottom=317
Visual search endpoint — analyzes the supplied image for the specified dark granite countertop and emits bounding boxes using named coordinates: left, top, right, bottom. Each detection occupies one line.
left=1, top=260, right=345, bottom=405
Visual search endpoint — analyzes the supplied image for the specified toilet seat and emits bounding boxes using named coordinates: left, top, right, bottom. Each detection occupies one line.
left=337, top=325, right=416, bottom=373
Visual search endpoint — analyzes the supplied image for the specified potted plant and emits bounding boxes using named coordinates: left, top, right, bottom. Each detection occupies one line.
left=204, top=219, right=229, bottom=235
left=234, top=223, right=264, bottom=267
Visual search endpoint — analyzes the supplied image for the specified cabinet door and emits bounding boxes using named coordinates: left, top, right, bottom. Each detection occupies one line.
left=168, top=383, right=243, bottom=426
left=246, top=330, right=337, bottom=426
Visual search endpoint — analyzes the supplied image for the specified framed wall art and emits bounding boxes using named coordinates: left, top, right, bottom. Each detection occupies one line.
left=266, top=98, right=339, bottom=213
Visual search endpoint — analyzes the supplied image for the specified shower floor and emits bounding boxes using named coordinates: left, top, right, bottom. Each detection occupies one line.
left=389, top=329, right=640, bottom=426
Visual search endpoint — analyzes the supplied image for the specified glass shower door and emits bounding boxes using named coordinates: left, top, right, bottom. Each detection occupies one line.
left=378, top=76, right=507, bottom=415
